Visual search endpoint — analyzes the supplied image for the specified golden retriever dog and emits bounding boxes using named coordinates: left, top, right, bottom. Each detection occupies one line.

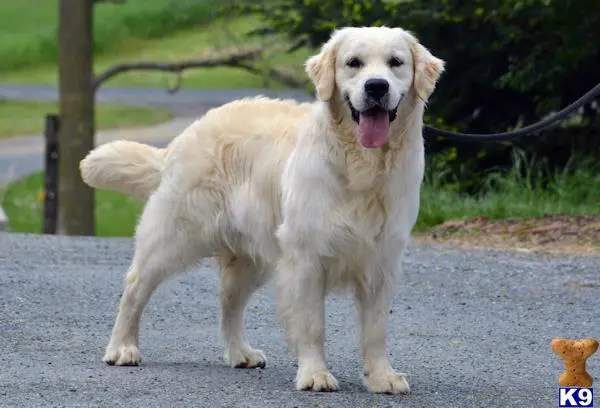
left=80, top=26, right=444, bottom=394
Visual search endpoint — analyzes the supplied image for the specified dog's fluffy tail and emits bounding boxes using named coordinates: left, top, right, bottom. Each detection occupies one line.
left=80, top=140, right=166, bottom=201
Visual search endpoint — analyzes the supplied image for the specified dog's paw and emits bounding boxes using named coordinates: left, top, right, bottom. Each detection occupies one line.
left=295, top=369, right=339, bottom=392
left=103, top=344, right=141, bottom=366
left=228, top=347, right=267, bottom=369
left=364, top=370, right=410, bottom=394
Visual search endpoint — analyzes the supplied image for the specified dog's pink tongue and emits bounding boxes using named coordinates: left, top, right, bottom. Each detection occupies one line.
left=358, top=111, right=390, bottom=148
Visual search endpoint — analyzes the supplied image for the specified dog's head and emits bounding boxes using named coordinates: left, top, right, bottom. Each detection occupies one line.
left=305, top=26, right=445, bottom=148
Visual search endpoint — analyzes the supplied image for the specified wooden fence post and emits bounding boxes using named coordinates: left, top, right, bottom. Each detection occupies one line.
left=44, top=114, right=60, bottom=234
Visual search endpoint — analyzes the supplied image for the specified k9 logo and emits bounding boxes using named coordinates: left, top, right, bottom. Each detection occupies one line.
left=559, top=388, right=594, bottom=408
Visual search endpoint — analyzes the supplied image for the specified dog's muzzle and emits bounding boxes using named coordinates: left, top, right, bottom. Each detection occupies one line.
left=345, top=95, right=401, bottom=149
left=346, top=97, right=400, bottom=126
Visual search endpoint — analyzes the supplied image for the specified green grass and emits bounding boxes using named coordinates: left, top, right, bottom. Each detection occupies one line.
left=416, top=152, right=600, bottom=231
left=0, top=0, right=218, bottom=71
left=4, top=152, right=599, bottom=237
left=0, top=100, right=173, bottom=139
left=2, top=172, right=143, bottom=237
left=0, top=1, right=309, bottom=90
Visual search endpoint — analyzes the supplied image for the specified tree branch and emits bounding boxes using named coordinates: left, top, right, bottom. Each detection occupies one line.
left=94, top=0, right=126, bottom=4
left=93, top=48, right=262, bottom=91
left=235, top=62, right=308, bottom=89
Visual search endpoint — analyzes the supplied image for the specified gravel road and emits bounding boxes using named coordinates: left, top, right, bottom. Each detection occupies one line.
left=1, top=232, right=598, bottom=407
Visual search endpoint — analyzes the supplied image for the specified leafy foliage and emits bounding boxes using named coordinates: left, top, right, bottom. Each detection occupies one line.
left=226, top=0, right=600, bottom=190
left=230, top=0, right=599, bottom=131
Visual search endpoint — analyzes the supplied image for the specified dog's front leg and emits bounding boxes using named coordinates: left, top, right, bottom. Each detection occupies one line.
left=276, top=252, right=339, bottom=392
left=355, top=266, right=410, bottom=394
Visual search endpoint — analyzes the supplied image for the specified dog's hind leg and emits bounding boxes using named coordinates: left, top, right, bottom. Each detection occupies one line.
left=217, top=252, right=269, bottom=369
left=103, top=191, right=209, bottom=366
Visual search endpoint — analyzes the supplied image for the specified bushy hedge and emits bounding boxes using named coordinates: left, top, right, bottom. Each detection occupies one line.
left=227, top=0, right=600, bottom=190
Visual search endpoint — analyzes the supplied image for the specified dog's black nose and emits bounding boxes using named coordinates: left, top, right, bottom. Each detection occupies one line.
left=364, top=78, right=389, bottom=99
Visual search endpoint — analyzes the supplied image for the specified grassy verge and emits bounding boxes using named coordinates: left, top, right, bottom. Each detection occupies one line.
left=416, top=153, right=600, bottom=231
left=0, top=0, right=218, bottom=72
left=0, top=100, right=173, bottom=139
left=2, top=172, right=143, bottom=237
left=0, top=1, right=309, bottom=90
left=4, top=154, right=599, bottom=238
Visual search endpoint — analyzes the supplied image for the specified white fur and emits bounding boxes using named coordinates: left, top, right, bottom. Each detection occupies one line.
left=80, top=26, right=444, bottom=394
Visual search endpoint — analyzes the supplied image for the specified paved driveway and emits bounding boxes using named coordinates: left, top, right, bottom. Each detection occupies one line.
left=1, top=233, right=598, bottom=407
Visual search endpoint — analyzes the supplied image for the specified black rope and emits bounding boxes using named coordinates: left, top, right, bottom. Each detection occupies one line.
left=423, top=82, right=600, bottom=142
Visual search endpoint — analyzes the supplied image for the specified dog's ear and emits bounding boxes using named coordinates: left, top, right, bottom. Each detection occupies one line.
left=408, top=36, right=445, bottom=102
left=305, top=34, right=339, bottom=102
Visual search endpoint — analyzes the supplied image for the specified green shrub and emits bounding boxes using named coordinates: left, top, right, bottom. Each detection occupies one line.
left=227, top=0, right=600, bottom=191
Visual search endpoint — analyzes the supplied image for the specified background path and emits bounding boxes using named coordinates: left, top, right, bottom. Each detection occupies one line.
left=0, top=84, right=312, bottom=117
left=0, top=233, right=598, bottom=407
left=0, top=117, right=193, bottom=187
left=0, top=84, right=313, bottom=186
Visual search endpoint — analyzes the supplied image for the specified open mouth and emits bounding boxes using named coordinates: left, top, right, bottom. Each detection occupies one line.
left=349, top=103, right=397, bottom=124
left=346, top=96, right=399, bottom=148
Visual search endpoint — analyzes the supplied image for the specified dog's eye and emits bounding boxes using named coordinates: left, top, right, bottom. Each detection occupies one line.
left=346, top=57, right=363, bottom=68
left=389, top=57, right=404, bottom=68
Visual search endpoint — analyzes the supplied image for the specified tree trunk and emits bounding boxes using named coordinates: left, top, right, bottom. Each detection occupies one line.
left=58, top=0, right=95, bottom=236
